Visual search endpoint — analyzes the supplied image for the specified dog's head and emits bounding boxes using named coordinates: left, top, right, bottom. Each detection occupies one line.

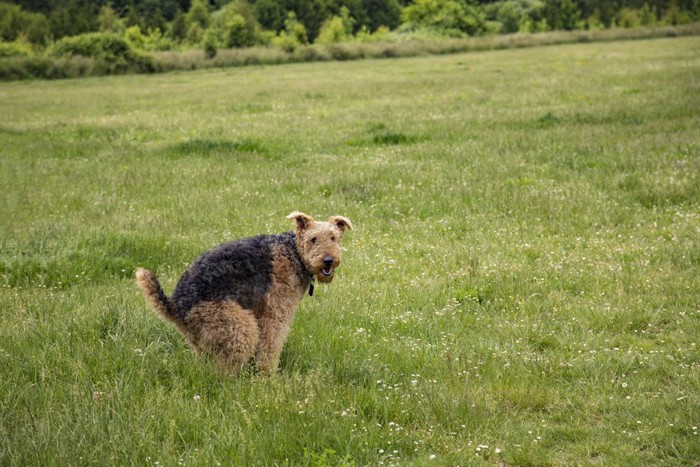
left=287, top=211, right=353, bottom=284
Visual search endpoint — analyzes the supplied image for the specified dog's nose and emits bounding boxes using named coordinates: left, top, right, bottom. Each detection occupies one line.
left=323, top=256, right=333, bottom=267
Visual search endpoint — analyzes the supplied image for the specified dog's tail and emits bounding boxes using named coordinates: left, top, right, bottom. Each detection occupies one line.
left=135, top=268, right=182, bottom=326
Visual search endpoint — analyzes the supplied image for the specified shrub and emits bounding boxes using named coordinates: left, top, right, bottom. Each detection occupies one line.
left=223, top=14, right=254, bottom=47
left=203, top=30, right=218, bottom=58
left=0, top=41, right=33, bottom=58
left=485, top=0, right=546, bottom=34
left=272, top=33, right=299, bottom=53
left=97, top=4, right=125, bottom=34
left=125, top=26, right=175, bottom=51
left=53, top=33, right=128, bottom=61
left=616, top=8, right=642, bottom=28
left=206, top=0, right=260, bottom=48
left=402, top=0, right=487, bottom=36
left=543, top=0, right=580, bottom=30
left=316, top=16, right=347, bottom=44
left=356, top=25, right=392, bottom=42
left=185, top=0, right=210, bottom=30
left=661, top=5, right=692, bottom=26
left=285, top=13, right=309, bottom=45
left=272, top=13, right=308, bottom=52
left=49, top=33, right=154, bottom=73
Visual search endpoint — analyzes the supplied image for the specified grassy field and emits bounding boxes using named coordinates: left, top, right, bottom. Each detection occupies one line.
left=1, top=35, right=699, bottom=465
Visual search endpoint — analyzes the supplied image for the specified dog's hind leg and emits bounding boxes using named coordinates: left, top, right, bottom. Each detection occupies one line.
left=186, top=301, right=260, bottom=376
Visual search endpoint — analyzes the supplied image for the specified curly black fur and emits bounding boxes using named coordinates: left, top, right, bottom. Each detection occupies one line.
left=170, top=232, right=311, bottom=319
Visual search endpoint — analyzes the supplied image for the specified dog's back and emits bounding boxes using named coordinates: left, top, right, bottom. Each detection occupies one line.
left=171, top=232, right=306, bottom=318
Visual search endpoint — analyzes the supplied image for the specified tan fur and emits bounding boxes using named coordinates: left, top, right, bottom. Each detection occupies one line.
left=287, top=212, right=353, bottom=284
left=135, top=268, right=193, bottom=342
left=136, top=212, right=352, bottom=376
left=186, top=301, right=260, bottom=375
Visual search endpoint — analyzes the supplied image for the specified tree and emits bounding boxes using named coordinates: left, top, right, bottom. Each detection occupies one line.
left=208, top=0, right=261, bottom=47
left=543, top=0, right=580, bottom=30
left=185, top=0, right=210, bottom=29
left=271, top=12, right=308, bottom=52
left=362, top=0, right=402, bottom=30
left=316, top=14, right=347, bottom=43
left=253, top=0, right=288, bottom=32
left=402, top=0, right=487, bottom=36
left=185, top=0, right=209, bottom=43
left=284, top=0, right=333, bottom=42
left=0, top=2, right=51, bottom=45
left=48, top=0, right=98, bottom=38
left=283, top=11, right=308, bottom=44
left=98, top=4, right=126, bottom=33
left=168, top=7, right=187, bottom=40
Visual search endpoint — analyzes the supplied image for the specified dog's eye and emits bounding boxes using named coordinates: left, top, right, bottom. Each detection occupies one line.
left=331, top=236, right=336, bottom=242
left=310, top=237, right=317, bottom=244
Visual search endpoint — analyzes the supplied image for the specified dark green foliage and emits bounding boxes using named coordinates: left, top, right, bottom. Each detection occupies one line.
left=46, top=0, right=98, bottom=38
left=363, top=0, right=402, bottom=30
left=484, top=0, right=545, bottom=33
left=253, top=0, right=288, bottom=32
left=0, top=2, right=51, bottom=45
left=169, top=8, right=187, bottom=40
left=285, top=0, right=333, bottom=41
left=543, top=0, right=580, bottom=30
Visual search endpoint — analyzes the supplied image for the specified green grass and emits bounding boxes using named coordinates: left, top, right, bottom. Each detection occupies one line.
left=1, top=36, right=699, bottom=465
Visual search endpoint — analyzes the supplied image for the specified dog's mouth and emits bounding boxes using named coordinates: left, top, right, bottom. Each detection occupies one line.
left=317, top=266, right=335, bottom=283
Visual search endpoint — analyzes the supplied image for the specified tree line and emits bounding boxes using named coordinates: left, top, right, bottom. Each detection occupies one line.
left=2, top=0, right=698, bottom=53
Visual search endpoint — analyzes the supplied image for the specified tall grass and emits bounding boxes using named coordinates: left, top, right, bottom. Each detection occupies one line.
left=1, top=36, right=699, bottom=465
left=1, top=23, right=699, bottom=81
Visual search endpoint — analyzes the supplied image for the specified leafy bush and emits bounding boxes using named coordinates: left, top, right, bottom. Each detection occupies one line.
left=124, top=27, right=175, bottom=51
left=49, top=33, right=154, bottom=73
left=661, top=4, right=693, bottom=26
left=316, top=7, right=355, bottom=45
left=206, top=0, right=260, bottom=48
left=97, top=4, right=125, bottom=34
left=355, top=25, right=392, bottom=42
left=272, top=12, right=308, bottom=52
left=316, top=16, right=348, bottom=44
left=402, top=0, right=487, bottom=36
left=484, top=0, right=546, bottom=34
left=542, top=0, right=580, bottom=30
left=616, top=8, right=642, bottom=28
left=0, top=41, right=33, bottom=58
left=225, top=14, right=253, bottom=47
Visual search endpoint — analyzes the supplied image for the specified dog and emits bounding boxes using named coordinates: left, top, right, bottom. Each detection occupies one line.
left=136, top=211, right=352, bottom=375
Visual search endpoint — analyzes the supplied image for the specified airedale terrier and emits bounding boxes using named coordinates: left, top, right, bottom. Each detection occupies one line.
left=136, top=212, right=352, bottom=375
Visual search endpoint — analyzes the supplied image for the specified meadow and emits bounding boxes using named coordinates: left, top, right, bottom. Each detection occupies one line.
left=1, top=35, right=699, bottom=465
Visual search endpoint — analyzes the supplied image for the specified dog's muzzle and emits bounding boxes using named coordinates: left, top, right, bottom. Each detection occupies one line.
left=321, top=256, right=334, bottom=277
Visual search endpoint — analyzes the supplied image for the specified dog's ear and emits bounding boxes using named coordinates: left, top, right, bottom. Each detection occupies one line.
left=328, top=215, right=353, bottom=235
left=287, top=211, right=315, bottom=232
